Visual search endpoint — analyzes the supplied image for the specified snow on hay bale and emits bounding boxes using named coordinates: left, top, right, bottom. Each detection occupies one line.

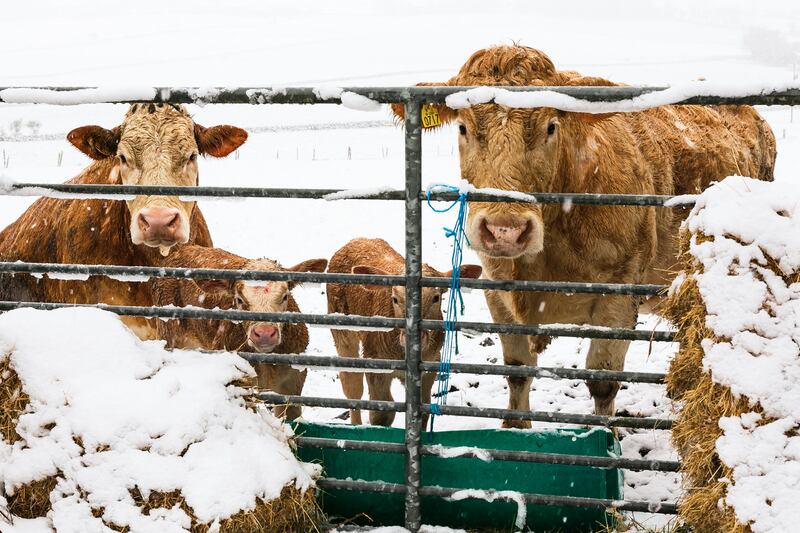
left=664, top=176, right=800, bottom=533
left=0, top=307, right=321, bottom=532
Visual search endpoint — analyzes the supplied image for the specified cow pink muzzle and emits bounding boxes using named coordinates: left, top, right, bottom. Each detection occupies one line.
left=133, top=207, right=189, bottom=247
left=470, top=213, right=541, bottom=257
left=248, top=323, right=281, bottom=352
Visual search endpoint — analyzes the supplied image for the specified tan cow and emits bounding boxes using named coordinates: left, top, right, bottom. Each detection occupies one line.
left=0, top=104, right=247, bottom=339
left=327, top=237, right=481, bottom=426
left=151, top=245, right=328, bottom=419
left=391, top=45, right=776, bottom=423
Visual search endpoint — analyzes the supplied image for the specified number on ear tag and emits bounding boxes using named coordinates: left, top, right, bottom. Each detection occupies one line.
left=421, top=105, right=442, bottom=129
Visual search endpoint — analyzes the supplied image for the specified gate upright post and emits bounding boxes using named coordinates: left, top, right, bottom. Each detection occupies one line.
left=403, top=96, right=423, bottom=532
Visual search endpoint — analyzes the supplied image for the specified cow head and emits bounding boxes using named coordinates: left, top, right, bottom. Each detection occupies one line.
left=352, top=263, right=482, bottom=348
left=391, top=45, right=617, bottom=259
left=67, top=103, right=248, bottom=252
left=192, top=257, right=328, bottom=353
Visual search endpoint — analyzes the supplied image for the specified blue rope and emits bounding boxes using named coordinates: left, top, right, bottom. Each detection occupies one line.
left=425, top=183, right=469, bottom=438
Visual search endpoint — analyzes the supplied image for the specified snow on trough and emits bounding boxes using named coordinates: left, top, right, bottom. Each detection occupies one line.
left=0, top=307, right=317, bottom=532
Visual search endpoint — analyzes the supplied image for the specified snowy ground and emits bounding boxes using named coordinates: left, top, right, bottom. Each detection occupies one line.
left=2, top=1, right=800, bottom=531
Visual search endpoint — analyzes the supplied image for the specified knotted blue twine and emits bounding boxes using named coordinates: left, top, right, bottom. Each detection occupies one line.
left=425, top=183, right=470, bottom=437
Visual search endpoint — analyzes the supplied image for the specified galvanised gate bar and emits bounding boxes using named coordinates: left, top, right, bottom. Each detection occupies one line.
left=1, top=86, right=798, bottom=531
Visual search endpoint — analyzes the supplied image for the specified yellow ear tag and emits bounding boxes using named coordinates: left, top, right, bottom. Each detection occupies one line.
left=421, top=105, right=442, bottom=129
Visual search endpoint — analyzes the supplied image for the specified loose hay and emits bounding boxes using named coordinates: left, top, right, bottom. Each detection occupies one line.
left=1, top=353, right=57, bottom=519
left=102, top=484, right=321, bottom=533
left=0, top=353, right=27, bottom=444
left=5, top=474, right=58, bottom=519
left=664, top=177, right=800, bottom=533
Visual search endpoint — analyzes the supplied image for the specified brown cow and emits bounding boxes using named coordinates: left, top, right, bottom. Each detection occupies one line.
left=391, top=45, right=776, bottom=423
left=327, top=237, right=481, bottom=426
left=151, top=245, right=328, bottom=419
left=0, top=104, right=247, bottom=339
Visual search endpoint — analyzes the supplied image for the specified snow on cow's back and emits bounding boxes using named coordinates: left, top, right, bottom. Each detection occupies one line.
left=0, top=307, right=319, bottom=532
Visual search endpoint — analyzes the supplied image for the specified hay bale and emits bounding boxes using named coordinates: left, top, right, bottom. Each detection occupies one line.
left=100, top=485, right=321, bottom=533
left=1, top=353, right=58, bottom=519
left=0, top=353, right=27, bottom=444
left=0, top=308, right=322, bottom=531
left=664, top=177, right=800, bottom=533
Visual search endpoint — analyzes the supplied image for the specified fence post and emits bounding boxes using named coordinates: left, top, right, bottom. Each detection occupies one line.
left=403, top=96, right=423, bottom=531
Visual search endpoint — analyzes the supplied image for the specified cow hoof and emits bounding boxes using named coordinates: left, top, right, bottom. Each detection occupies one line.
left=501, top=419, right=531, bottom=429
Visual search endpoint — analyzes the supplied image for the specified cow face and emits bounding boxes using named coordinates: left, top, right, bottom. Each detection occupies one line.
left=231, top=258, right=327, bottom=353
left=352, top=264, right=482, bottom=349
left=390, top=45, right=616, bottom=259
left=67, top=104, right=247, bottom=252
left=457, top=105, right=563, bottom=258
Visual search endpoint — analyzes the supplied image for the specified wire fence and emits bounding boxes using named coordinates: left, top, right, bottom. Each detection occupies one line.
left=2, top=85, right=798, bottom=530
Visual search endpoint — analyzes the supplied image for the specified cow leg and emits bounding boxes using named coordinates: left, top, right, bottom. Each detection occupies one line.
left=586, top=295, right=637, bottom=416
left=332, top=330, right=364, bottom=424
left=500, top=331, right=537, bottom=429
left=255, top=363, right=305, bottom=420
left=365, top=373, right=395, bottom=426
left=419, top=370, right=438, bottom=430
left=485, top=290, right=536, bottom=429
left=585, top=339, right=629, bottom=416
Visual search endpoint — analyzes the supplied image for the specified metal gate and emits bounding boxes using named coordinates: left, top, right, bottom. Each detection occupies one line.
left=1, top=85, right=798, bottom=531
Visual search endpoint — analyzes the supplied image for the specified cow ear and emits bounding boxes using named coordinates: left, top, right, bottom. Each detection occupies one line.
left=67, top=125, right=120, bottom=160
left=443, top=264, right=482, bottom=280
left=287, top=258, right=328, bottom=273
left=389, top=82, right=457, bottom=128
left=194, top=124, right=248, bottom=157
left=285, top=258, right=328, bottom=289
left=352, top=265, right=391, bottom=291
left=458, top=264, right=483, bottom=279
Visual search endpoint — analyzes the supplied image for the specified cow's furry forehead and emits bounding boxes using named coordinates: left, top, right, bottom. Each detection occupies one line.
left=243, top=258, right=282, bottom=272
left=448, top=45, right=563, bottom=86
left=119, top=103, right=196, bottom=152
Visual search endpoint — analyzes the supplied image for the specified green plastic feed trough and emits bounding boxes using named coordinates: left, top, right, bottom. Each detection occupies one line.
left=294, top=421, right=623, bottom=532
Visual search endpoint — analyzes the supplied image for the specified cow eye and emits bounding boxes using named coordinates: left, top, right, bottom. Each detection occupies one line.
left=432, top=294, right=440, bottom=303
left=234, top=295, right=245, bottom=308
left=282, top=293, right=288, bottom=302
left=458, top=124, right=467, bottom=136
left=547, top=122, right=557, bottom=136
left=188, top=153, right=197, bottom=163
left=118, top=154, right=127, bottom=165
left=391, top=296, right=399, bottom=305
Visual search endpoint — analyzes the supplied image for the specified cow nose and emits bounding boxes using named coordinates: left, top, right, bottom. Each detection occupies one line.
left=479, top=217, right=533, bottom=249
left=249, top=324, right=279, bottom=350
left=136, top=208, right=182, bottom=244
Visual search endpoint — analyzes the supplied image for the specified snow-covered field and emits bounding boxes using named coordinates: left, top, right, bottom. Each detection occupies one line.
left=2, top=1, right=800, bottom=531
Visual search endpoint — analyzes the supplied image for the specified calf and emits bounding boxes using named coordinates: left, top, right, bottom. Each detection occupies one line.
left=327, top=238, right=481, bottom=426
left=390, top=45, right=776, bottom=423
left=151, top=245, right=327, bottom=420
left=0, top=103, right=247, bottom=340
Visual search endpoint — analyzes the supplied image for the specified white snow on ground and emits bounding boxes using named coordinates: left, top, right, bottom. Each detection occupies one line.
left=0, top=308, right=317, bottom=533
left=677, top=177, right=800, bottom=533
left=1, top=1, right=800, bottom=530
